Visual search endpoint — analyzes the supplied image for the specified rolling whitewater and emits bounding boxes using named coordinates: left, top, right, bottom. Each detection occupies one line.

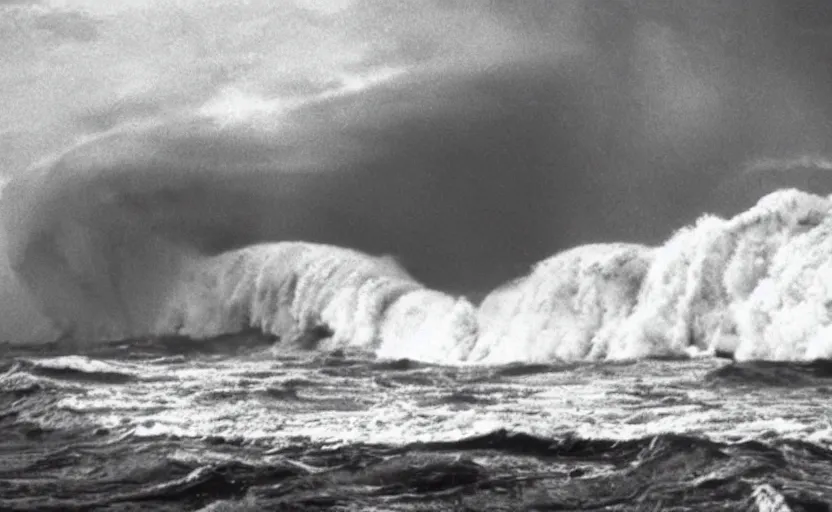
left=4, top=0, right=832, bottom=510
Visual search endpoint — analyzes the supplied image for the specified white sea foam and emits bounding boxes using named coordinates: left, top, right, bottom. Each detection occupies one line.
left=473, top=189, right=832, bottom=363
left=161, top=242, right=477, bottom=363
left=614, top=189, right=831, bottom=361
left=470, top=243, right=652, bottom=363
left=733, top=212, right=832, bottom=361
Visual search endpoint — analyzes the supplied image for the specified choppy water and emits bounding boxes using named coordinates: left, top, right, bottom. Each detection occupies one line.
left=4, top=2, right=832, bottom=510
left=1, top=334, right=830, bottom=511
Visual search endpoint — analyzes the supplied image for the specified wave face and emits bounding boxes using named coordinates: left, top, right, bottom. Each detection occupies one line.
left=161, top=242, right=479, bottom=363
left=472, top=189, right=832, bottom=363
left=471, top=243, right=653, bottom=363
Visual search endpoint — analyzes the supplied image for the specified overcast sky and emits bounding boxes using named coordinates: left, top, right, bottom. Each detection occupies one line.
left=3, top=0, right=832, bottom=294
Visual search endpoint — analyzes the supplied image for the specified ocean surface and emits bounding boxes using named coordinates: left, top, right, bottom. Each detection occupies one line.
left=2, top=335, right=831, bottom=511
left=4, top=2, right=832, bottom=509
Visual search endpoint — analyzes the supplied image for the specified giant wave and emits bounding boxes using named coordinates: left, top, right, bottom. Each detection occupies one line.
left=475, top=188, right=832, bottom=363
left=0, top=116, right=484, bottom=364
left=3, top=117, right=832, bottom=364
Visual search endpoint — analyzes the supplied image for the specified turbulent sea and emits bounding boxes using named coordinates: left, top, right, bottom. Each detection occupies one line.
left=2, top=335, right=832, bottom=511
left=3, top=120, right=832, bottom=510
left=4, top=128, right=832, bottom=509
left=6, top=2, right=832, bottom=510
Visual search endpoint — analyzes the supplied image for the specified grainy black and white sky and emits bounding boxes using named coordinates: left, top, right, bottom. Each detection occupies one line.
left=2, top=0, right=832, bottom=295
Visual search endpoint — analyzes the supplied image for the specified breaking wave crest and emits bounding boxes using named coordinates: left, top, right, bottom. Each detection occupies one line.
left=471, top=243, right=653, bottom=362
left=3, top=121, right=832, bottom=364
left=475, top=188, right=832, bottom=363
left=0, top=122, right=480, bottom=364
left=162, top=242, right=478, bottom=362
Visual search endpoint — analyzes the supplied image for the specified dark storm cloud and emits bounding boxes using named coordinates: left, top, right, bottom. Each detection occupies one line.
left=264, top=0, right=832, bottom=293
left=6, top=0, right=832, bottom=298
